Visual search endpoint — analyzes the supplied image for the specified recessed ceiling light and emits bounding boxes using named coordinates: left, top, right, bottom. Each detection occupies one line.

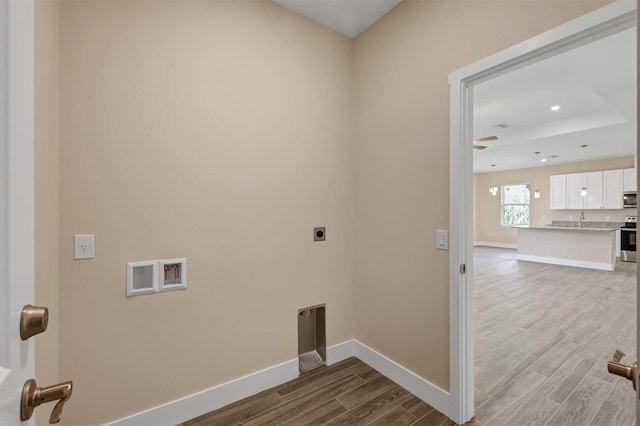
left=541, top=158, right=547, bottom=163
left=551, top=105, right=560, bottom=111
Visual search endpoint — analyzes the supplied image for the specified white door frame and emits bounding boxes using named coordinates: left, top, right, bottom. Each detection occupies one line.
left=0, top=0, right=35, bottom=424
left=448, top=1, right=637, bottom=424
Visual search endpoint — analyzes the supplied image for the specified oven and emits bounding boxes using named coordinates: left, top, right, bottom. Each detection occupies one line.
left=620, top=216, right=636, bottom=262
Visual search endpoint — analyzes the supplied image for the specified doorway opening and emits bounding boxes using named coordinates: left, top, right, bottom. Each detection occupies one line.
left=448, top=2, right=638, bottom=424
left=473, top=25, right=637, bottom=424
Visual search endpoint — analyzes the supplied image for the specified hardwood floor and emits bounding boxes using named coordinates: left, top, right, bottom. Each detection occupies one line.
left=179, top=357, right=453, bottom=426
left=474, top=247, right=637, bottom=426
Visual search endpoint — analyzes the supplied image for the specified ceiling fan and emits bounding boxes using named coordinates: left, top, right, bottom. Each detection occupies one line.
left=473, top=135, right=498, bottom=150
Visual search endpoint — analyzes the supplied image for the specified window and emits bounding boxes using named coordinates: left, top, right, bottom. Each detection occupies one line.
left=501, top=183, right=530, bottom=226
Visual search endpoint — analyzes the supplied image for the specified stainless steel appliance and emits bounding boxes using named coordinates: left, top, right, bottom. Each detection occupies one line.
left=620, top=216, right=636, bottom=262
left=623, top=192, right=637, bottom=208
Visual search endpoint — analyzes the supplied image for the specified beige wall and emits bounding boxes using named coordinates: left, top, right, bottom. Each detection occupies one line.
left=35, top=2, right=60, bottom=425
left=37, top=0, right=619, bottom=423
left=475, top=157, right=634, bottom=245
left=353, top=0, right=614, bottom=391
left=58, top=1, right=354, bottom=424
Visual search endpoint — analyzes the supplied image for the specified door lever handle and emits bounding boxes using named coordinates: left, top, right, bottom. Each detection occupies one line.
left=607, top=349, right=637, bottom=391
left=21, top=379, right=73, bottom=424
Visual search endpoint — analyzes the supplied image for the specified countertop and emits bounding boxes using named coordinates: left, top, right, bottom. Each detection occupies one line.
left=512, top=225, right=620, bottom=232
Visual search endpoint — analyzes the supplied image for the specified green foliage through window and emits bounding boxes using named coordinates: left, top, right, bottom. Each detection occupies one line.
left=502, top=183, right=530, bottom=226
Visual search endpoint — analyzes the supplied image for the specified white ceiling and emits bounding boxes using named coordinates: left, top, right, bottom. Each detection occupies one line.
left=272, top=0, right=402, bottom=38
left=474, top=27, right=637, bottom=173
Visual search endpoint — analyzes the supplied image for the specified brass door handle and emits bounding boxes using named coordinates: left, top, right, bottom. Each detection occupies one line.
left=607, top=349, right=637, bottom=391
left=21, top=379, right=73, bottom=424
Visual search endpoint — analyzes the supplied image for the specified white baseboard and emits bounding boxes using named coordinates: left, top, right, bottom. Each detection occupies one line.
left=327, top=339, right=356, bottom=365
left=353, top=340, right=450, bottom=419
left=516, top=254, right=615, bottom=271
left=473, top=241, right=517, bottom=249
left=105, top=357, right=299, bottom=426
left=106, top=339, right=451, bottom=425
left=105, top=340, right=355, bottom=426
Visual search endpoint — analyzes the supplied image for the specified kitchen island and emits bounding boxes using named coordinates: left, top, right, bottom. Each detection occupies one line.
left=514, top=225, right=619, bottom=271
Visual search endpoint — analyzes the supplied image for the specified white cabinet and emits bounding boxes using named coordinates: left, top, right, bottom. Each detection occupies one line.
left=585, top=171, right=604, bottom=209
left=604, top=169, right=624, bottom=209
left=567, top=173, right=586, bottom=209
left=550, top=174, right=568, bottom=209
left=550, top=169, right=625, bottom=210
left=623, top=168, right=637, bottom=192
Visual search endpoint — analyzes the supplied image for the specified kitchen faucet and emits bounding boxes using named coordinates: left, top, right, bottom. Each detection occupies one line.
left=579, top=211, right=585, bottom=228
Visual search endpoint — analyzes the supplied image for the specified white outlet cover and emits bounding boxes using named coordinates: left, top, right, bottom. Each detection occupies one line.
left=74, top=234, right=95, bottom=260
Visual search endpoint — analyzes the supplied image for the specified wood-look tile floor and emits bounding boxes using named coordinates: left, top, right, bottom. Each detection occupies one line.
left=180, top=357, right=454, bottom=426
left=474, top=247, right=637, bottom=426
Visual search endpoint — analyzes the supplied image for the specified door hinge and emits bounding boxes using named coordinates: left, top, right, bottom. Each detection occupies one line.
left=460, top=263, right=466, bottom=274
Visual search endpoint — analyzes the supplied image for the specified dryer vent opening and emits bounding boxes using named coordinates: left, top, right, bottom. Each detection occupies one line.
left=298, top=304, right=326, bottom=374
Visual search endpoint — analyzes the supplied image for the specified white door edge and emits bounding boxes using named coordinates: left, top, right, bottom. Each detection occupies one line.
left=636, top=5, right=640, bottom=423
left=448, top=1, right=637, bottom=424
left=0, top=0, right=35, bottom=424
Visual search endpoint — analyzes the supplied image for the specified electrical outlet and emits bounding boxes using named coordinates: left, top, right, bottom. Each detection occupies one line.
left=74, top=234, right=95, bottom=260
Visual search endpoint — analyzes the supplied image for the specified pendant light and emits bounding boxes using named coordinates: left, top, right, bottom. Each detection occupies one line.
left=489, top=164, right=498, bottom=196
left=534, top=152, right=542, bottom=198
left=580, top=144, right=588, bottom=197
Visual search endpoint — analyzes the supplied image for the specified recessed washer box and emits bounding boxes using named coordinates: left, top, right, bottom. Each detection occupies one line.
left=126, top=258, right=187, bottom=297
left=158, top=258, right=187, bottom=292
